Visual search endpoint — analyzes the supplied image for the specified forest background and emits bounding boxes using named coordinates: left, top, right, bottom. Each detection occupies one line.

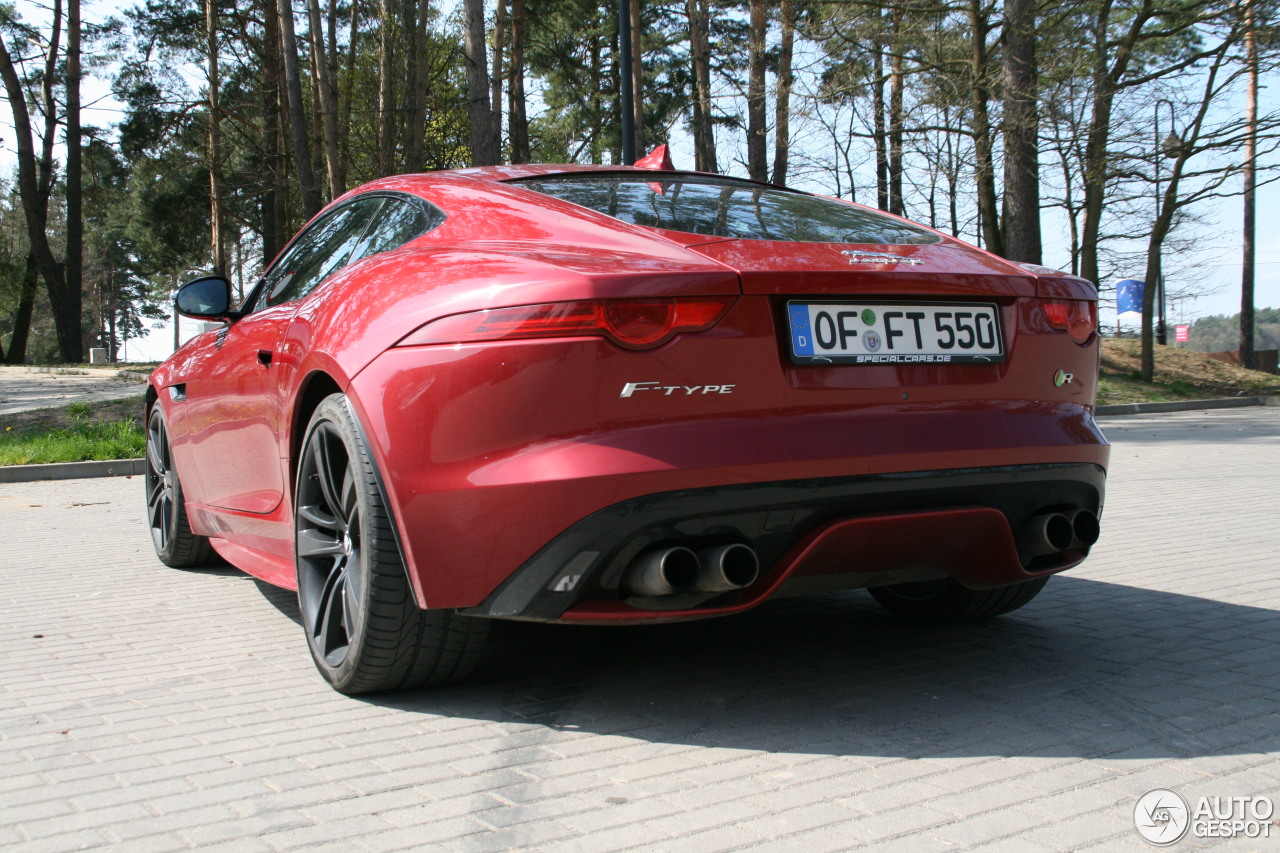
left=0, top=0, right=1277, bottom=373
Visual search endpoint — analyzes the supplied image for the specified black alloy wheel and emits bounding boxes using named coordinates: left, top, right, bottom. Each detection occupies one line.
left=868, top=576, right=1049, bottom=623
left=294, top=394, right=488, bottom=694
left=145, top=405, right=215, bottom=567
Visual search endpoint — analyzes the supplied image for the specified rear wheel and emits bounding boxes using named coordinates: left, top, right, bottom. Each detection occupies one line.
left=868, top=577, right=1048, bottom=623
left=295, top=394, right=488, bottom=694
left=145, top=405, right=215, bottom=567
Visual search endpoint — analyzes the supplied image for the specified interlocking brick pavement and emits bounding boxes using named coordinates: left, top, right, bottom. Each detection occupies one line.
left=2, top=407, right=1278, bottom=851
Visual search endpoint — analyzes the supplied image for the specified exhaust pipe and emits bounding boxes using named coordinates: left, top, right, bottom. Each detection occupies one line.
left=695, top=543, right=760, bottom=592
left=1069, top=509, right=1100, bottom=550
left=622, top=546, right=700, bottom=597
left=1018, top=512, right=1074, bottom=560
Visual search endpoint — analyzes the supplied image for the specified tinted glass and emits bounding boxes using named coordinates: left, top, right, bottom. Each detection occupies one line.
left=350, top=197, right=436, bottom=261
left=516, top=175, right=940, bottom=245
left=261, top=197, right=385, bottom=307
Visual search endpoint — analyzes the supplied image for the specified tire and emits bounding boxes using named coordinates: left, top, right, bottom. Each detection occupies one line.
left=145, top=405, right=216, bottom=568
left=868, top=576, right=1048, bottom=624
left=294, top=394, right=489, bottom=694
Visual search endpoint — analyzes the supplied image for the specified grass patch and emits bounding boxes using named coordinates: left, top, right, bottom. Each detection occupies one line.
left=1, top=399, right=146, bottom=466
left=1098, top=339, right=1280, bottom=405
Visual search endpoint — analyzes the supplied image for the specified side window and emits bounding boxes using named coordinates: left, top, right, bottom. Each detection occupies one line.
left=347, top=197, right=437, bottom=265
left=259, top=197, right=385, bottom=309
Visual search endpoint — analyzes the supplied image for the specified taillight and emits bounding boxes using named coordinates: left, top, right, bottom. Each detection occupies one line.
left=397, top=296, right=735, bottom=351
left=1040, top=299, right=1096, bottom=344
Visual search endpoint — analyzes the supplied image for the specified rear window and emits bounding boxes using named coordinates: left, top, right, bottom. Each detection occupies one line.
left=514, top=174, right=940, bottom=245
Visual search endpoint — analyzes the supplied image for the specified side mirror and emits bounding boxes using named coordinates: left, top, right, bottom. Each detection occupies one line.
left=176, top=275, right=234, bottom=320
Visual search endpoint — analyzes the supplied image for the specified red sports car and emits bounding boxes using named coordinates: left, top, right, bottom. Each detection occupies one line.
left=147, top=160, right=1108, bottom=694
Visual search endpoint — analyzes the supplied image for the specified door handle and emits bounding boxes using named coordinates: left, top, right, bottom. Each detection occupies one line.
left=257, top=349, right=273, bottom=365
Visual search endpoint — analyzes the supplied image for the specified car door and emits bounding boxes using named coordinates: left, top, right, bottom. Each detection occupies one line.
left=185, top=197, right=387, bottom=513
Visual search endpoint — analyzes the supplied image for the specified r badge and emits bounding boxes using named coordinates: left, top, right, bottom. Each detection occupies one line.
left=1054, top=370, right=1074, bottom=387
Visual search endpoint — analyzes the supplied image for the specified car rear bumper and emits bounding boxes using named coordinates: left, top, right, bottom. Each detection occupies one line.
left=349, top=342, right=1109, bottom=615
left=459, top=462, right=1106, bottom=623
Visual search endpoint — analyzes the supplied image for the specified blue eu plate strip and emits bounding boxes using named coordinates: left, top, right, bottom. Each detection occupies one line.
left=788, top=304, right=813, bottom=355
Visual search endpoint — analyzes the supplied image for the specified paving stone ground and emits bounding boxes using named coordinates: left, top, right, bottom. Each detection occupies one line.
left=2, top=407, right=1279, bottom=852
left=0, top=366, right=147, bottom=415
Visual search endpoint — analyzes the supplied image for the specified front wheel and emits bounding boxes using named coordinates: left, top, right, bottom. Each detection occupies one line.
left=145, top=405, right=215, bottom=567
left=295, top=394, right=488, bottom=694
left=868, top=577, right=1048, bottom=624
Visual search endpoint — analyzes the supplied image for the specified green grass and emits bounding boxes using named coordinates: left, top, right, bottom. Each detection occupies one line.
left=0, top=410, right=146, bottom=466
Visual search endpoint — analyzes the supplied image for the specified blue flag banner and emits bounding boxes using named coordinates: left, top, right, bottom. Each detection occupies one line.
left=1115, top=279, right=1144, bottom=316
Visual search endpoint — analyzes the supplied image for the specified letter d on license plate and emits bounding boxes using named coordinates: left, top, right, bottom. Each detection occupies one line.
left=787, top=301, right=1004, bottom=365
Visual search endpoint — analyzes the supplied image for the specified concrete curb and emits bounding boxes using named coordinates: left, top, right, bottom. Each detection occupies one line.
left=0, top=458, right=146, bottom=484
left=1096, top=396, right=1275, bottom=416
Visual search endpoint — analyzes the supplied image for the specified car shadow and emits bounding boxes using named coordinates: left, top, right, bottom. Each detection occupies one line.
left=346, top=576, right=1278, bottom=761
left=254, top=579, right=303, bottom=625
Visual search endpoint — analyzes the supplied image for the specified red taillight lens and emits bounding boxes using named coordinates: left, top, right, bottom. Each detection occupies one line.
left=398, top=297, right=735, bottom=351
left=1040, top=299, right=1096, bottom=344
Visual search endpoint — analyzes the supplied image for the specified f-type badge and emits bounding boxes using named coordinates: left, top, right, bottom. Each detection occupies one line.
left=620, top=381, right=737, bottom=398
left=841, top=251, right=925, bottom=266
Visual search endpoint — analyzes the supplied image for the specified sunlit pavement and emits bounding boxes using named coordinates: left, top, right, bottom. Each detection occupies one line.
left=2, top=408, right=1278, bottom=852
left=0, top=366, right=147, bottom=416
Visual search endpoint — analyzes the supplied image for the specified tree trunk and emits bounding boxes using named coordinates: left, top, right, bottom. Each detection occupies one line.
left=629, top=0, right=643, bottom=154
left=968, top=0, right=1002, bottom=257
left=0, top=0, right=82, bottom=363
left=342, top=0, right=359, bottom=176
left=872, top=19, right=888, bottom=210
left=492, top=0, right=506, bottom=149
left=1001, top=0, right=1041, bottom=263
left=278, top=0, right=322, bottom=217
left=66, top=0, right=84, bottom=358
left=206, top=0, right=227, bottom=273
left=404, top=0, right=430, bottom=170
left=1079, top=1, right=1155, bottom=288
left=888, top=5, right=904, bottom=216
left=771, top=0, right=794, bottom=186
left=464, top=0, right=499, bottom=165
left=1240, top=0, right=1258, bottom=369
left=687, top=0, right=716, bottom=172
left=746, top=0, right=767, bottom=181
left=508, top=0, right=530, bottom=163
left=262, top=0, right=286, bottom=262
left=3, top=255, right=39, bottom=364
left=307, top=0, right=344, bottom=197
left=1141, top=185, right=1178, bottom=381
left=376, top=0, right=394, bottom=175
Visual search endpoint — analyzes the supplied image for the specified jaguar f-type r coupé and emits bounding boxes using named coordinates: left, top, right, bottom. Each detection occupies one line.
left=147, top=160, right=1108, bottom=694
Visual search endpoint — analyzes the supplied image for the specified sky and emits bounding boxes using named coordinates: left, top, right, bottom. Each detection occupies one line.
left=1, top=0, right=1276, bottom=362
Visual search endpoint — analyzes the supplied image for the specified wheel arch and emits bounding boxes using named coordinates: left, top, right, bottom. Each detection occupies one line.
left=290, top=369, right=426, bottom=610
left=290, top=370, right=344, bottom=487
left=144, top=384, right=159, bottom=426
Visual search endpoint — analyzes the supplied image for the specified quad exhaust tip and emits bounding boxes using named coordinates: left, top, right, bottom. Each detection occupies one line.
left=695, top=543, right=761, bottom=593
left=623, top=543, right=760, bottom=598
left=1019, top=508, right=1100, bottom=562
left=1069, top=508, right=1101, bottom=549
left=623, top=546, right=701, bottom=597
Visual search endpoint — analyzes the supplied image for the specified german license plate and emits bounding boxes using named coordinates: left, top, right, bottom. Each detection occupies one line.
left=786, top=301, right=1005, bottom=365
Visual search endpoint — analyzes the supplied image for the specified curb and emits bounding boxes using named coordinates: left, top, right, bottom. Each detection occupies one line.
left=0, top=458, right=146, bottom=484
left=1096, top=396, right=1275, bottom=416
